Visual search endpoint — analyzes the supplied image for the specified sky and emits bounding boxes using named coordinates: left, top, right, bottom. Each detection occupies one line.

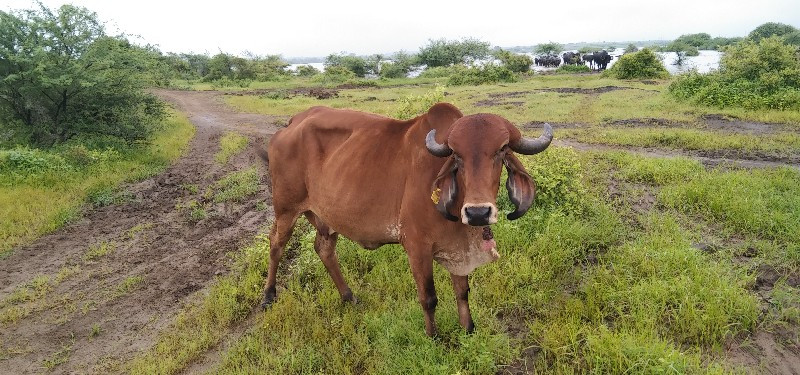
left=4, top=0, right=799, bottom=58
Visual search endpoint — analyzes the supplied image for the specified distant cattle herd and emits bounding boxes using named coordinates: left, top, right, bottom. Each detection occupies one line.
left=534, top=50, right=614, bottom=70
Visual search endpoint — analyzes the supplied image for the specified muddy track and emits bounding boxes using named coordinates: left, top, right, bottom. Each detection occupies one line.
left=0, top=90, right=281, bottom=374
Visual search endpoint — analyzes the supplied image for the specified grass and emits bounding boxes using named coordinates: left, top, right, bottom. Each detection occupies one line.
left=559, top=127, right=800, bottom=156
left=214, top=167, right=260, bottom=203
left=83, top=241, right=116, bottom=262
left=125, top=144, right=776, bottom=373
left=223, top=75, right=800, bottom=127
left=0, top=110, right=195, bottom=258
left=111, top=275, right=145, bottom=299
left=215, top=132, right=249, bottom=164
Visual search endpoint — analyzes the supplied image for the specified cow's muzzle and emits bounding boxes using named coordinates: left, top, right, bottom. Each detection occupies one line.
left=461, top=203, right=498, bottom=226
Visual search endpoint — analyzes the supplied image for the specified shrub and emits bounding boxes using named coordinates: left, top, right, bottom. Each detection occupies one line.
left=535, top=42, right=563, bottom=55
left=417, top=38, right=490, bottom=68
left=624, top=44, right=638, bottom=54
left=669, top=36, right=800, bottom=110
left=324, top=53, right=368, bottom=77
left=418, top=65, right=465, bottom=79
left=556, top=65, right=591, bottom=74
left=295, top=65, right=320, bottom=77
left=311, top=66, right=356, bottom=85
left=393, top=85, right=445, bottom=120
left=494, top=49, right=532, bottom=73
left=447, top=65, right=516, bottom=86
left=604, top=49, right=669, bottom=79
left=378, top=62, right=409, bottom=78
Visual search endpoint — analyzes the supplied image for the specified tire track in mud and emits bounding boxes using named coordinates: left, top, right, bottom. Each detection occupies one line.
left=0, top=90, right=281, bottom=374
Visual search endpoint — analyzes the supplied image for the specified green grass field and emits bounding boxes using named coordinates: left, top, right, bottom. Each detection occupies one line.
left=4, top=72, right=798, bottom=373
left=127, top=74, right=799, bottom=373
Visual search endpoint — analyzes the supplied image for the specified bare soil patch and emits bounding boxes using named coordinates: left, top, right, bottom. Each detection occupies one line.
left=0, top=90, right=281, bottom=374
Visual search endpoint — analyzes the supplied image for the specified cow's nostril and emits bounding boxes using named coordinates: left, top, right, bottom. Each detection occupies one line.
left=465, top=206, right=491, bottom=221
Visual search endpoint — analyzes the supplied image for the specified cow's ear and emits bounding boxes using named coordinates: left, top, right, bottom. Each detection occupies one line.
left=504, top=153, right=536, bottom=220
left=431, top=157, right=459, bottom=221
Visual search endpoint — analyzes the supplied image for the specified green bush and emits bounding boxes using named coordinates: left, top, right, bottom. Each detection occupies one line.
left=418, top=65, right=465, bottom=78
left=311, top=66, right=356, bottom=85
left=0, top=5, right=166, bottom=146
left=748, top=22, right=798, bottom=42
left=604, top=49, right=669, bottom=79
left=669, top=36, right=800, bottom=110
left=556, top=65, right=591, bottom=74
left=417, top=38, right=490, bottom=68
left=494, top=49, right=532, bottom=73
left=294, top=65, right=320, bottom=77
left=324, top=53, right=369, bottom=77
left=393, top=85, right=445, bottom=120
left=447, top=65, right=516, bottom=86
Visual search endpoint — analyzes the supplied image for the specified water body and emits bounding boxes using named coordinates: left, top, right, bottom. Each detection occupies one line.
left=287, top=49, right=722, bottom=77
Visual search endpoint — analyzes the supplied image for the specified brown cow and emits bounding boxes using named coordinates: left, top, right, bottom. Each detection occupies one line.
left=263, top=103, right=552, bottom=336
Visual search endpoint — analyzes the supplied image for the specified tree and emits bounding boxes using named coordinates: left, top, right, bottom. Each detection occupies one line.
left=0, top=4, right=164, bottom=146
left=379, top=51, right=417, bottom=78
left=624, top=44, right=639, bottom=54
left=417, top=38, right=490, bottom=67
left=494, top=49, right=532, bottom=73
left=666, top=40, right=700, bottom=62
left=748, top=22, right=798, bottom=42
left=295, top=65, right=320, bottom=77
left=535, top=42, right=563, bottom=55
left=324, top=53, right=368, bottom=77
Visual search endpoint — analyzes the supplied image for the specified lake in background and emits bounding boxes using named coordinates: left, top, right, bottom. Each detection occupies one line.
left=287, top=49, right=722, bottom=77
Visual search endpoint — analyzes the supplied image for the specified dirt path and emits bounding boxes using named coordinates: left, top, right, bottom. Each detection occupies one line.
left=0, top=90, right=282, bottom=374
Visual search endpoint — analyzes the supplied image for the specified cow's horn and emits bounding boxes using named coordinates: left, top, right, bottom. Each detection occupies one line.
left=425, top=129, right=452, bottom=157
left=510, top=123, right=553, bottom=155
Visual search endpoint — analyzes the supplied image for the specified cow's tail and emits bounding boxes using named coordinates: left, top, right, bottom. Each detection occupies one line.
left=255, top=137, right=269, bottom=166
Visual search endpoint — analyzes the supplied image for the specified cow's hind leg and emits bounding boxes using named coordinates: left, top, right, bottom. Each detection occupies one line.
left=305, top=212, right=357, bottom=304
left=261, top=212, right=298, bottom=309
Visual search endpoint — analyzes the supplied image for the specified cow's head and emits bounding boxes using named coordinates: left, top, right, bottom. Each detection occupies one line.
left=426, top=114, right=552, bottom=226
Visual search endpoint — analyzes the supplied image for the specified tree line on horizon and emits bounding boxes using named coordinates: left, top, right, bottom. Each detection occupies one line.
left=1, top=2, right=799, bottom=147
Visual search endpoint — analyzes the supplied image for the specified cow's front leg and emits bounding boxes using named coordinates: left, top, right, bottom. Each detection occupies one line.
left=407, top=245, right=438, bottom=337
left=450, top=273, right=474, bottom=333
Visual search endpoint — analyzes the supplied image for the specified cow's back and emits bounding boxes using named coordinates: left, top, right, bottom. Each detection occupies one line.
left=267, top=106, right=415, bottom=245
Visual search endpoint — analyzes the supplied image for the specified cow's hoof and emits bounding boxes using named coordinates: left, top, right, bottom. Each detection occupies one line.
left=261, top=288, right=277, bottom=309
left=342, top=289, right=358, bottom=305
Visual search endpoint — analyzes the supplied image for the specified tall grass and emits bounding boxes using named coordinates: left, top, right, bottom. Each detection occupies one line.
left=0, top=110, right=195, bottom=257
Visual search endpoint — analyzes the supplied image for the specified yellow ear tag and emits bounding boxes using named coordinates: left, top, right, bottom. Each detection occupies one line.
left=431, top=188, right=441, bottom=204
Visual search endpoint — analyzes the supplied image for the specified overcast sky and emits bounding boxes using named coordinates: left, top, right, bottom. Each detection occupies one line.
left=4, top=0, right=799, bottom=57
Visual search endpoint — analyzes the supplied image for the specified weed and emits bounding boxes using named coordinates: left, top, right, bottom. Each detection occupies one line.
left=176, top=199, right=208, bottom=222
left=111, top=275, right=144, bottom=298
left=215, top=132, right=249, bottom=164
left=83, top=241, right=116, bottom=262
left=125, top=222, right=154, bottom=239
left=214, top=167, right=260, bottom=203
left=90, top=323, right=102, bottom=338
left=41, top=334, right=75, bottom=370
left=181, top=183, right=199, bottom=194
left=393, top=84, right=446, bottom=120
left=556, top=64, right=592, bottom=74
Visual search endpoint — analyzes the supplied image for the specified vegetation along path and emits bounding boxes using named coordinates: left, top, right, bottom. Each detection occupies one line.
left=0, top=91, right=281, bottom=373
